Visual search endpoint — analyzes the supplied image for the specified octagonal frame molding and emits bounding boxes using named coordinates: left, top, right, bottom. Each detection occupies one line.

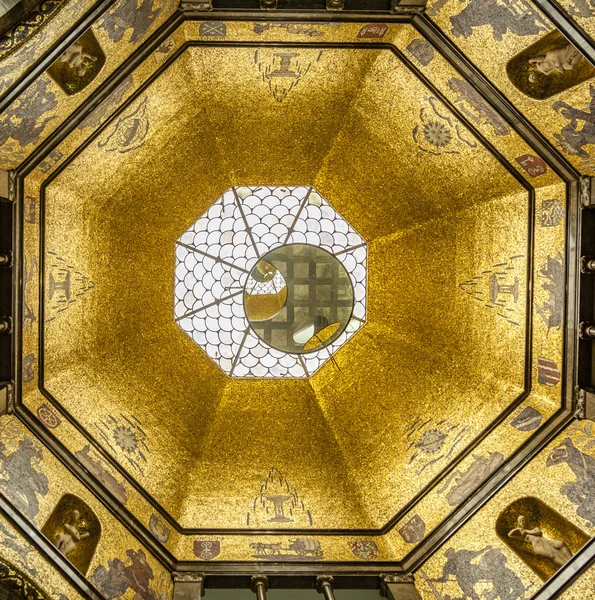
left=29, top=36, right=538, bottom=534
left=1, top=3, right=583, bottom=580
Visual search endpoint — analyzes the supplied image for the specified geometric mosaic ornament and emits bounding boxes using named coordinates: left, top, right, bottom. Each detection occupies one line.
left=174, top=186, right=367, bottom=378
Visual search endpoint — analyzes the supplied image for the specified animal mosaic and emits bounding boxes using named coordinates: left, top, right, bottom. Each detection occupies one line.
left=547, top=437, right=595, bottom=527
left=99, top=0, right=163, bottom=44
left=553, top=84, right=595, bottom=161
left=0, top=436, right=48, bottom=520
left=536, top=253, right=564, bottom=332
left=0, top=78, right=58, bottom=148
left=449, top=0, right=549, bottom=41
left=438, top=452, right=504, bottom=506
left=447, top=78, right=510, bottom=136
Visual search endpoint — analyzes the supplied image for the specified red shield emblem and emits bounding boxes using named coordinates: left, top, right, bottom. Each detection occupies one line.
left=398, top=514, right=425, bottom=543
left=515, top=154, right=547, bottom=177
left=537, top=357, right=560, bottom=386
left=357, top=24, right=388, bottom=39
left=37, top=403, right=61, bottom=429
left=349, top=540, right=379, bottom=561
left=194, top=540, right=220, bottom=560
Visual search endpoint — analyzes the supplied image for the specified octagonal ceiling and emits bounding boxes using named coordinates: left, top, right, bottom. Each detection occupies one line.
left=13, top=14, right=569, bottom=564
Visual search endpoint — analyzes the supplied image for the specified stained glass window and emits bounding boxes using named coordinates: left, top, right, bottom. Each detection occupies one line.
left=174, top=186, right=366, bottom=378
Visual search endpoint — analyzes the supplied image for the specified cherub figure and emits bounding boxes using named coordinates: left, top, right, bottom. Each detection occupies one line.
left=54, top=509, right=90, bottom=557
left=529, top=44, right=583, bottom=82
left=508, top=515, right=572, bottom=567
left=58, top=42, right=97, bottom=77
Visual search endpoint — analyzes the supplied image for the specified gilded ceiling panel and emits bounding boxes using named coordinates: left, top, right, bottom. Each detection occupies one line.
left=0, top=0, right=178, bottom=169
left=426, top=0, right=595, bottom=174
left=11, top=16, right=570, bottom=565
left=416, top=420, right=595, bottom=599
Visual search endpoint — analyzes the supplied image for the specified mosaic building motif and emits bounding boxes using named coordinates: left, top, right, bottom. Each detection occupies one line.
left=255, top=49, right=322, bottom=102
left=46, top=252, right=95, bottom=322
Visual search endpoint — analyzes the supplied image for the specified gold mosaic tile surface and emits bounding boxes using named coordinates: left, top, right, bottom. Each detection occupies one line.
left=6, top=8, right=571, bottom=568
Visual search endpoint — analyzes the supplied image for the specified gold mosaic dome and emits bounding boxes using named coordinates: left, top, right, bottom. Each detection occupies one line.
left=0, top=0, right=594, bottom=598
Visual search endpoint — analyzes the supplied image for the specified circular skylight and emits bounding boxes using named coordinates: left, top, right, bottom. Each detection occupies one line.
left=244, top=244, right=354, bottom=354
left=174, top=186, right=366, bottom=378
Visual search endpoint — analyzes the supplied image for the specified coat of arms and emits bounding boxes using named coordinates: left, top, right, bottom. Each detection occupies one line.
left=194, top=540, right=221, bottom=560
left=399, top=514, right=426, bottom=544
left=349, top=540, right=379, bottom=561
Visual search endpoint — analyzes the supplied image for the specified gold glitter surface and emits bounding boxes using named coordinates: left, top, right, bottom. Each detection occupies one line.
left=10, top=16, right=571, bottom=567
left=0, top=415, right=172, bottom=598
left=41, top=42, right=536, bottom=531
left=426, top=0, right=595, bottom=175
left=416, top=420, right=595, bottom=599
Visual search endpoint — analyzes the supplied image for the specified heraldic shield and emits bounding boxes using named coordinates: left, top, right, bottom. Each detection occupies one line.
left=194, top=540, right=221, bottom=560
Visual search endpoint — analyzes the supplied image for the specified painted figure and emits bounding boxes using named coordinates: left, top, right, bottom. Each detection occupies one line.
left=508, top=515, right=572, bottom=567
left=54, top=510, right=90, bottom=557
left=553, top=84, right=595, bottom=158
left=0, top=437, right=48, bottom=519
left=58, top=42, right=97, bottom=77
left=529, top=44, right=582, bottom=82
left=450, top=0, right=547, bottom=41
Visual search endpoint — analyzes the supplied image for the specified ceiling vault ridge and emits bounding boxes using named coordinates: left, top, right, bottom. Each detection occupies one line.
left=311, top=48, right=389, bottom=191
left=303, top=374, right=375, bottom=526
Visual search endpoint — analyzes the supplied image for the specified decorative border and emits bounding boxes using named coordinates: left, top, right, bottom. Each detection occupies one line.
left=0, top=0, right=67, bottom=60
left=0, top=557, right=51, bottom=600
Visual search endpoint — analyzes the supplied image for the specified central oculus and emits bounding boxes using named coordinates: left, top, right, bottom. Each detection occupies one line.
left=244, top=244, right=354, bottom=354
left=175, top=185, right=367, bottom=378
